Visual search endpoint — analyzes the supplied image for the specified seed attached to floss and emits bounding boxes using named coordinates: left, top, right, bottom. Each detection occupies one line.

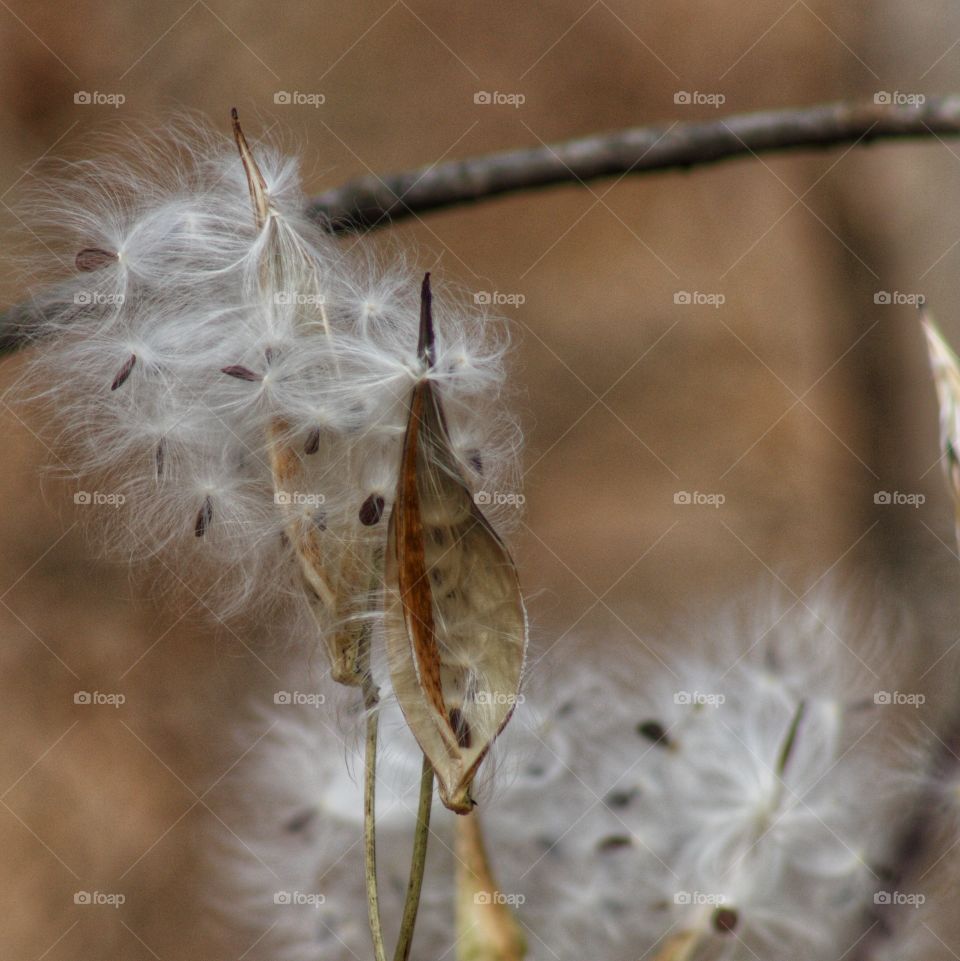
left=449, top=707, right=473, bottom=749
left=304, top=426, right=321, bottom=456
left=221, top=365, right=261, bottom=382
left=110, top=353, right=137, bottom=390
left=712, top=907, right=739, bottom=934
left=195, top=495, right=214, bottom=538
left=359, top=493, right=385, bottom=526
left=637, top=719, right=671, bottom=747
left=75, top=247, right=118, bottom=272
left=154, top=439, right=165, bottom=481
left=596, top=835, right=633, bottom=852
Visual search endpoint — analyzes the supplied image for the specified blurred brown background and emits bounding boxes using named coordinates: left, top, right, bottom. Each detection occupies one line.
left=2, top=1, right=960, bottom=958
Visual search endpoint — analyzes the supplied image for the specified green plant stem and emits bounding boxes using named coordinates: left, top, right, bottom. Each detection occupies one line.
left=359, top=616, right=387, bottom=961
left=362, top=674, right=387, bottom=961
left=393, top=756, right=435, bottom=961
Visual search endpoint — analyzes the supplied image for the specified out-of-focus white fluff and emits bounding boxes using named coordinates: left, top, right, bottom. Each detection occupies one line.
left=209, top=590, right=934, bottom=961
left=12, top=117, right=522, bottom=624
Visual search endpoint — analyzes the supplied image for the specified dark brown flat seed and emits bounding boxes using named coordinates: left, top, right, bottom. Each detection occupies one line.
left=221, top=365, right=261, bottom=382
left=304, top=427, right=321, bottom=455
left=604, top=789, right=636, bottom=809
left=110, top=354, right=137, bottom=390
left=359, top=493, right=385, bottom=526
left=467, top=450, right=483, bottom=474
left=597, top=835, right=632, bottom=852
left=264, top=345, right=276, bottom=365
left=637, top=720, right=671, bottom=747
left=285, top=808, right=316, bottom=833
left=312, top=509, right=327, bottom=531
left=712, top=907, right=739, bottom=934
left=449, top=707, right=472, bottom=749
left=155, top=439, right=165, bottom=480
left=75, top=247, right=118, bottom=272
left=195, top=496, right=214, bottom=538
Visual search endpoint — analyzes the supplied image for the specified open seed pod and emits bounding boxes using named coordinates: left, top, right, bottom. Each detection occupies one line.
left=922, top=308, right=960, bottom=522
left=233, top=111, right=362, bottom=685
left=385, top=274, right=527, bottom=814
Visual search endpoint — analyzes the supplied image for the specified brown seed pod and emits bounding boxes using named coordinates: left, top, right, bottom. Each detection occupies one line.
left=385, top=273, right=527, bottom=815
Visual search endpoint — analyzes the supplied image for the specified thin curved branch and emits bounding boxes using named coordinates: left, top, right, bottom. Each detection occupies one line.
left=4, top=96, right=960, bottom=353
left=310, top=96, right=960, bottom=230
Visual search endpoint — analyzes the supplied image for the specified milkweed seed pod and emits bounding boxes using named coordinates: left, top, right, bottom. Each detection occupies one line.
left=384, top=275, right=527, bottom=814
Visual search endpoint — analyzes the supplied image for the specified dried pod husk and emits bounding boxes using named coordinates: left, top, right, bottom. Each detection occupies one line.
left=455, top=812, right=526, bottom=961
left=233, top=111, right=363, bottom=686
left=922, top=310, right=960, bottom=520
left=385, top=274, right=527, bottom=814
left=266, top=418, right=363, bottom=685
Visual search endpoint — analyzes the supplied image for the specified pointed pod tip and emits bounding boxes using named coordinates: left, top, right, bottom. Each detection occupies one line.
left=418, top=272, right=435, bottom=367
left=442, top=786, right=477, bottom=816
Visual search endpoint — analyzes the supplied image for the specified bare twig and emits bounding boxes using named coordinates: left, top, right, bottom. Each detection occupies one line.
left=310, top=96, right=960, bottom=230
left=4, top=96, right=960, bottom=354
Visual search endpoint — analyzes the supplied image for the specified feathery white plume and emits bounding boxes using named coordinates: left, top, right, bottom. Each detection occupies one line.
left=209, top=590, right=929, bottom=960
left=12, top=115, right=522, bottom=646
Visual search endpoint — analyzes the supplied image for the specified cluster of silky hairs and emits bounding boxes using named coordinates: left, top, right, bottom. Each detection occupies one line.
left=13, top=111, right=960, bottom=961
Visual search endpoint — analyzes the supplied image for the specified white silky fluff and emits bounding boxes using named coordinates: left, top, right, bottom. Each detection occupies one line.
left=12, top=117, right=522, bottom=620
left=208, top=591, right=934, bottom=961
